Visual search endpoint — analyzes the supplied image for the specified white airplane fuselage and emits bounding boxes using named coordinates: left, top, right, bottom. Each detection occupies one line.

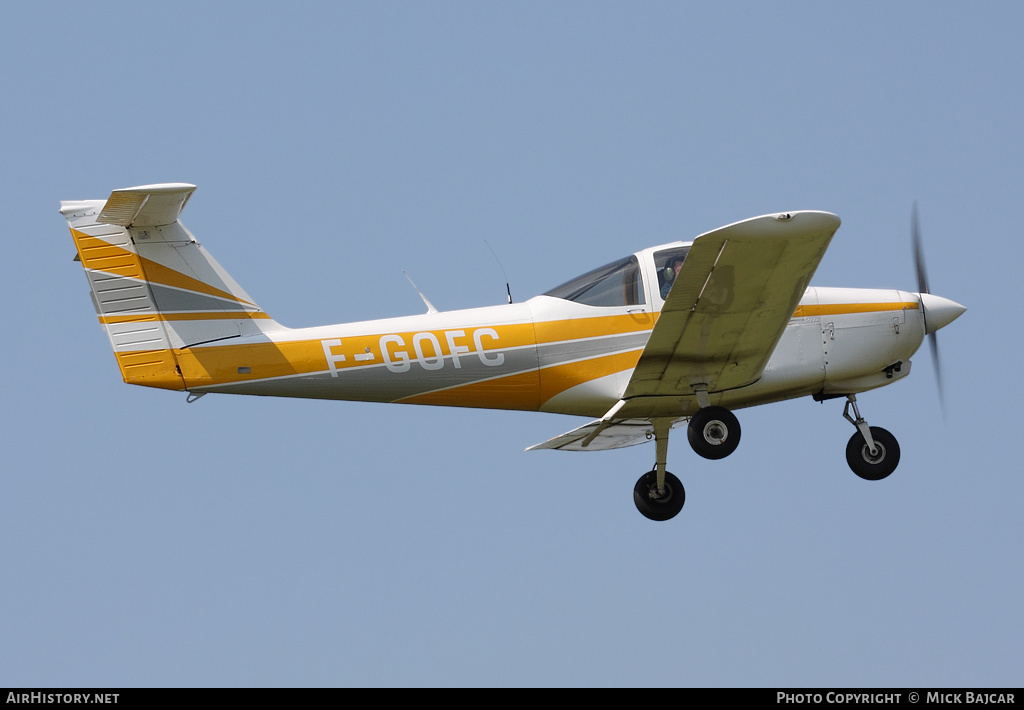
left=186, top=285, right=928, bottom=420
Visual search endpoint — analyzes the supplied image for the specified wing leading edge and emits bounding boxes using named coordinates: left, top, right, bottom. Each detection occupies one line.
left=529, top=210, right=840, bottom=452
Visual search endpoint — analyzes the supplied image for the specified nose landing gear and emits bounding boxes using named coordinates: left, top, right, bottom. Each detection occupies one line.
left=842, top=394, right=900, bottom=480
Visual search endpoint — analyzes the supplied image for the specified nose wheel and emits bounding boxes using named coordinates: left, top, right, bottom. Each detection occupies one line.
left=842, top=395, right=900, bottom=480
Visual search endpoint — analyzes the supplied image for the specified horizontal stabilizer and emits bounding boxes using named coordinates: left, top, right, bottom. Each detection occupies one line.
left=98, top=183, right=196, bottom=227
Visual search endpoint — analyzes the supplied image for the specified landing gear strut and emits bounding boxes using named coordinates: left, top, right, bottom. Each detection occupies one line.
left=633, top=419, right=686, bottom=521
left=842, top=395, right=900, bottom=480
left=632, top=402, right=743, bottom=520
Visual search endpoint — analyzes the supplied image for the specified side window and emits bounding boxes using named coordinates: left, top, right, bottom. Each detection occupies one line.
left=544, top=256, right=645, bottom=307
left=654, top=247, right=690, bottom=300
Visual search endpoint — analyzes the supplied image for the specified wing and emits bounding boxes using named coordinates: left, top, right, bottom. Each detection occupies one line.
left=526, top=417, right=686, bottom=452
left=528, top=210, right=839, bottom=454
left=624, top=211, right=840, bottom=399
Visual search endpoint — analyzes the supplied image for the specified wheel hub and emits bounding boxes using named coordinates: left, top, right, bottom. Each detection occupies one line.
left=861, top=442, right=886, bottom=464
left=646, top=482, right=672, bottom=503
left=703, top=421, right=728, bottom=445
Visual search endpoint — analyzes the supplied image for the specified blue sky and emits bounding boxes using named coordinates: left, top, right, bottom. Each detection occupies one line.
left=2, top=1, right=1020, bottom=687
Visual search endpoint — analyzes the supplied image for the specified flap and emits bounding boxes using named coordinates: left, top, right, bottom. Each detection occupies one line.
left=526, top=417, right=685, bottom=452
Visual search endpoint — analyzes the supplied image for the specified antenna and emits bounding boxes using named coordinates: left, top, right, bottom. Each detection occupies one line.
left=484, top=240, right=513, bottom=304
left=402, top=271, right=438, bottom=314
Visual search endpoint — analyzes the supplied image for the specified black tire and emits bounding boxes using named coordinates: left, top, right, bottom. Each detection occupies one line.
left=687, top=406, right=741, bottom=460
left=845, top=426, right=900, bottom=481
left=633, top=470, right=685, bottom=521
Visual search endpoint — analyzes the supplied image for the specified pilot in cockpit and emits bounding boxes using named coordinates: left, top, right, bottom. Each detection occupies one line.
left=660, top=256, right=685, bottom=299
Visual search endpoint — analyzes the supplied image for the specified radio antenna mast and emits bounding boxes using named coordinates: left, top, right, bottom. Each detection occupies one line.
left=484, top=240, right=513, bottom=304
left=402, top=271, right=438, bottom=314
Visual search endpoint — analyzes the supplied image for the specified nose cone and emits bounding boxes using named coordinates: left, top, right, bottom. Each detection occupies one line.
left=920, top=293, right=966, bottom=334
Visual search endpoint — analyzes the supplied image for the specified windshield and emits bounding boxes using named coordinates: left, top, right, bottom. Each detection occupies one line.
left=544, top=255, right=645, bottom=307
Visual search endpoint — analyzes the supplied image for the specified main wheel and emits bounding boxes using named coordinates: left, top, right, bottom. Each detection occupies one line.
left=687, top=406, right=741, bottom=460
left=845, top=426, right=900, bottom=480
left=633, top=470, right=685, bottom=521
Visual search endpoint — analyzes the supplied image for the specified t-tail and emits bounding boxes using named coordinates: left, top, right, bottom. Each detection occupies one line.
left=61, top=183, right=283, bottom=390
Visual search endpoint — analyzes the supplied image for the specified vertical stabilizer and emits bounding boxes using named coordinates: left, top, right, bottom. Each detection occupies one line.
left=62, top=183, right=281, bottom=390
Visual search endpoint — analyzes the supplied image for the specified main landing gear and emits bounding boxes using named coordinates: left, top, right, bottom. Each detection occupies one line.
left=633, top=468, right=686, bottom=522
left=687, top=406, right=741, bottom=460
left=632, top=395, right=901, bottom=520
left=842, top=394, right=900, bottom=481
left=633, top=404, right=743, bottom=522
left=633, top=419, right=687, bottom=521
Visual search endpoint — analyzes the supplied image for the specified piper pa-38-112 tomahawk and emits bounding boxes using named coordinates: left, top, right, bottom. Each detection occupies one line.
left=62, top=183, right=965, bottom=521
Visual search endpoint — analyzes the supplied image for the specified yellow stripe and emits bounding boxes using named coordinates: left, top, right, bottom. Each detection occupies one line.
left=114, top=350, right=186, bottom=390
left=398, top=350, right=643, bottom=410
left=98, top=311, right=272, bottom=324
left=173, top=316, right=647, bottom=387
left=71, top=229, right=256, bottom=307
left=537, top=349, right=642, bottom=405
left=398, top=370, right=543, bottom=410
left=177, top=340, right=314, bottom=385
left=165, top=304, right=920, bottom=392
left=793, top=302, right=918, bottom=318
left=533, top=311, right=656, bottom=342
left=71, top=228, right=146, bottom=279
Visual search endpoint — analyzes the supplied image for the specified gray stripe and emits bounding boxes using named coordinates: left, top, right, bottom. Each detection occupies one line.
left=88, top=271, right=152, bottom=314
left=196, top=346, right=541, bottom=403
left=87, top=270, right=252, bottom=315
left=193, top=330, right=650, bottom=404
left=147, top=282, right=252, bottom=313
left=536, top=331, right=649, bottom=369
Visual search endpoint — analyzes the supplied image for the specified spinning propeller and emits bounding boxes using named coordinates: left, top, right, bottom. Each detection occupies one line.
left=911, top=202, right=966, bottom=413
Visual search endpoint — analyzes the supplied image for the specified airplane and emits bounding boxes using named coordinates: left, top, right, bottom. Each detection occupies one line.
left=61, top=183, right=965, bottom=521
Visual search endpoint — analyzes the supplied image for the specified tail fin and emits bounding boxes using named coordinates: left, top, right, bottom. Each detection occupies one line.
left=61, top=183, right=282, bottom=390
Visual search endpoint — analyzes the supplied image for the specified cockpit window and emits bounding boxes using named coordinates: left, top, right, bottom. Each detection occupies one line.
left=544, top=255, right=645, bottom=307
left=654, top=246, right=690, bottom=300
